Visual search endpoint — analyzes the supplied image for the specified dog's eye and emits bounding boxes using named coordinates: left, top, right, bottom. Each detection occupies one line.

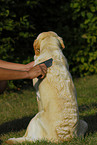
left=36, top=49, right=40, bottom=52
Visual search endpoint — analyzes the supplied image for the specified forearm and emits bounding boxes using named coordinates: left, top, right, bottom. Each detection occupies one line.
left=0, top=60, right=27, bottom=71
left=0, top=63, right=47, bottom=81
left=0, top=68, right=29, bottom=80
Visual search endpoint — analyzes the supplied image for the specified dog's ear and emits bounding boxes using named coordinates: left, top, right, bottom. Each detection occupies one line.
left=33, top=39, right=40, bottom=56
left=57, top=37, right=65, bottom=49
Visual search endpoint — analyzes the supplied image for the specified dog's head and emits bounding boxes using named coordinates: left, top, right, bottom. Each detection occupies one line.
left=33, top=31, right=65, bottom=56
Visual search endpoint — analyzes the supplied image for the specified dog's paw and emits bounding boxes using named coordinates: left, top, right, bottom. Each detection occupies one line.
left=5, top=138, right=16, bottom=145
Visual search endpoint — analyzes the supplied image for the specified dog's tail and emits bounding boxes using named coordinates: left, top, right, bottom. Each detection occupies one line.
left=78, top=120, right=88, bottom=137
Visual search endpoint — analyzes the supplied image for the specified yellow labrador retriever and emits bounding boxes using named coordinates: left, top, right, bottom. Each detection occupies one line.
left=6, top=31, right=88, bottom=144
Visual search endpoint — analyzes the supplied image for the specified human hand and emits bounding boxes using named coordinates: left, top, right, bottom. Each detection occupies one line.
left=28, top=63, right=47, bottom=79
left=25, top=61, right=35, bottom=71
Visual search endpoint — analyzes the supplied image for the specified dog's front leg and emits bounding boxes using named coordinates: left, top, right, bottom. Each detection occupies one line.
left=37, top=95, right=43, bottom=111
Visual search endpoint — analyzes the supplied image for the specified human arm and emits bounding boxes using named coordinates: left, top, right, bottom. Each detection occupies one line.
left=0, top=68, right=28, bottom=80
left=0, top=63, right=47, bottom=81
left=0, top=60, right=34, bottom=71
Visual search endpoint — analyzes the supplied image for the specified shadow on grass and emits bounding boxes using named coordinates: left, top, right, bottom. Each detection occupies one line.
left=83, top=113, right=97, bottom=134
left=0, top=115, right=35, bottom=135
left=79, top=103, right=97, bottom=134
left=79, top=103, right=97, bottom=113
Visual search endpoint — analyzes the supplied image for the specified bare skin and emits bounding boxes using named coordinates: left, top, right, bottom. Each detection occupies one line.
left=0, top=60, right=34, bottom=71
left=0, top=60, right=47, bottom=93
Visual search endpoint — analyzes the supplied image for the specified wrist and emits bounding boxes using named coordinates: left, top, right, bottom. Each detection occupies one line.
left=24, top=65, right=30, bottom=71
left=25, top=61, right=35, bottom=71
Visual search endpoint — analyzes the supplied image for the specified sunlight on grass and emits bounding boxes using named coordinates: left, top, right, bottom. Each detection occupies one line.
left=0, top=75, right=97, bottom=145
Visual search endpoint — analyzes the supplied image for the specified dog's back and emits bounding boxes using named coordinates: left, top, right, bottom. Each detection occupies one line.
left=33, top=35, right=80, bottom=141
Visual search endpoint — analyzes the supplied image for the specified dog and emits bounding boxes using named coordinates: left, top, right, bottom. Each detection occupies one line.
left=6, top=31, right=88, bottom=144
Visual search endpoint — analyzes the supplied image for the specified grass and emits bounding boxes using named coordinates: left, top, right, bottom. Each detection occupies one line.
left=0, top=75, right=97, bottom=145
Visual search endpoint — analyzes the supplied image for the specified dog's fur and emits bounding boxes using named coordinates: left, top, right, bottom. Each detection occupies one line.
left=6, top=31, right=88, bottom=144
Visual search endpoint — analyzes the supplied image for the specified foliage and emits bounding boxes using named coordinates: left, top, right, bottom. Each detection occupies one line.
left=0, top=0, right=97, bottom=77
left=69, top=0, right=97, bottom=76
left=0, top=0, right=37, bottom=63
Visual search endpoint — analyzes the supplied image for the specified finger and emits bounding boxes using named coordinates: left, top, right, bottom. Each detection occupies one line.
left=40, top=63, right=47, bottom=68
left=38, top=64, right=47, bottom=79
left=40, top=63, right=47, bottom=73
left=40, top=69, right=46, bottom=79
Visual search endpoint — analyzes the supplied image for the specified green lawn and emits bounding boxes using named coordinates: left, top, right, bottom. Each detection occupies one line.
left=0, top=75, right=97, bottom=145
